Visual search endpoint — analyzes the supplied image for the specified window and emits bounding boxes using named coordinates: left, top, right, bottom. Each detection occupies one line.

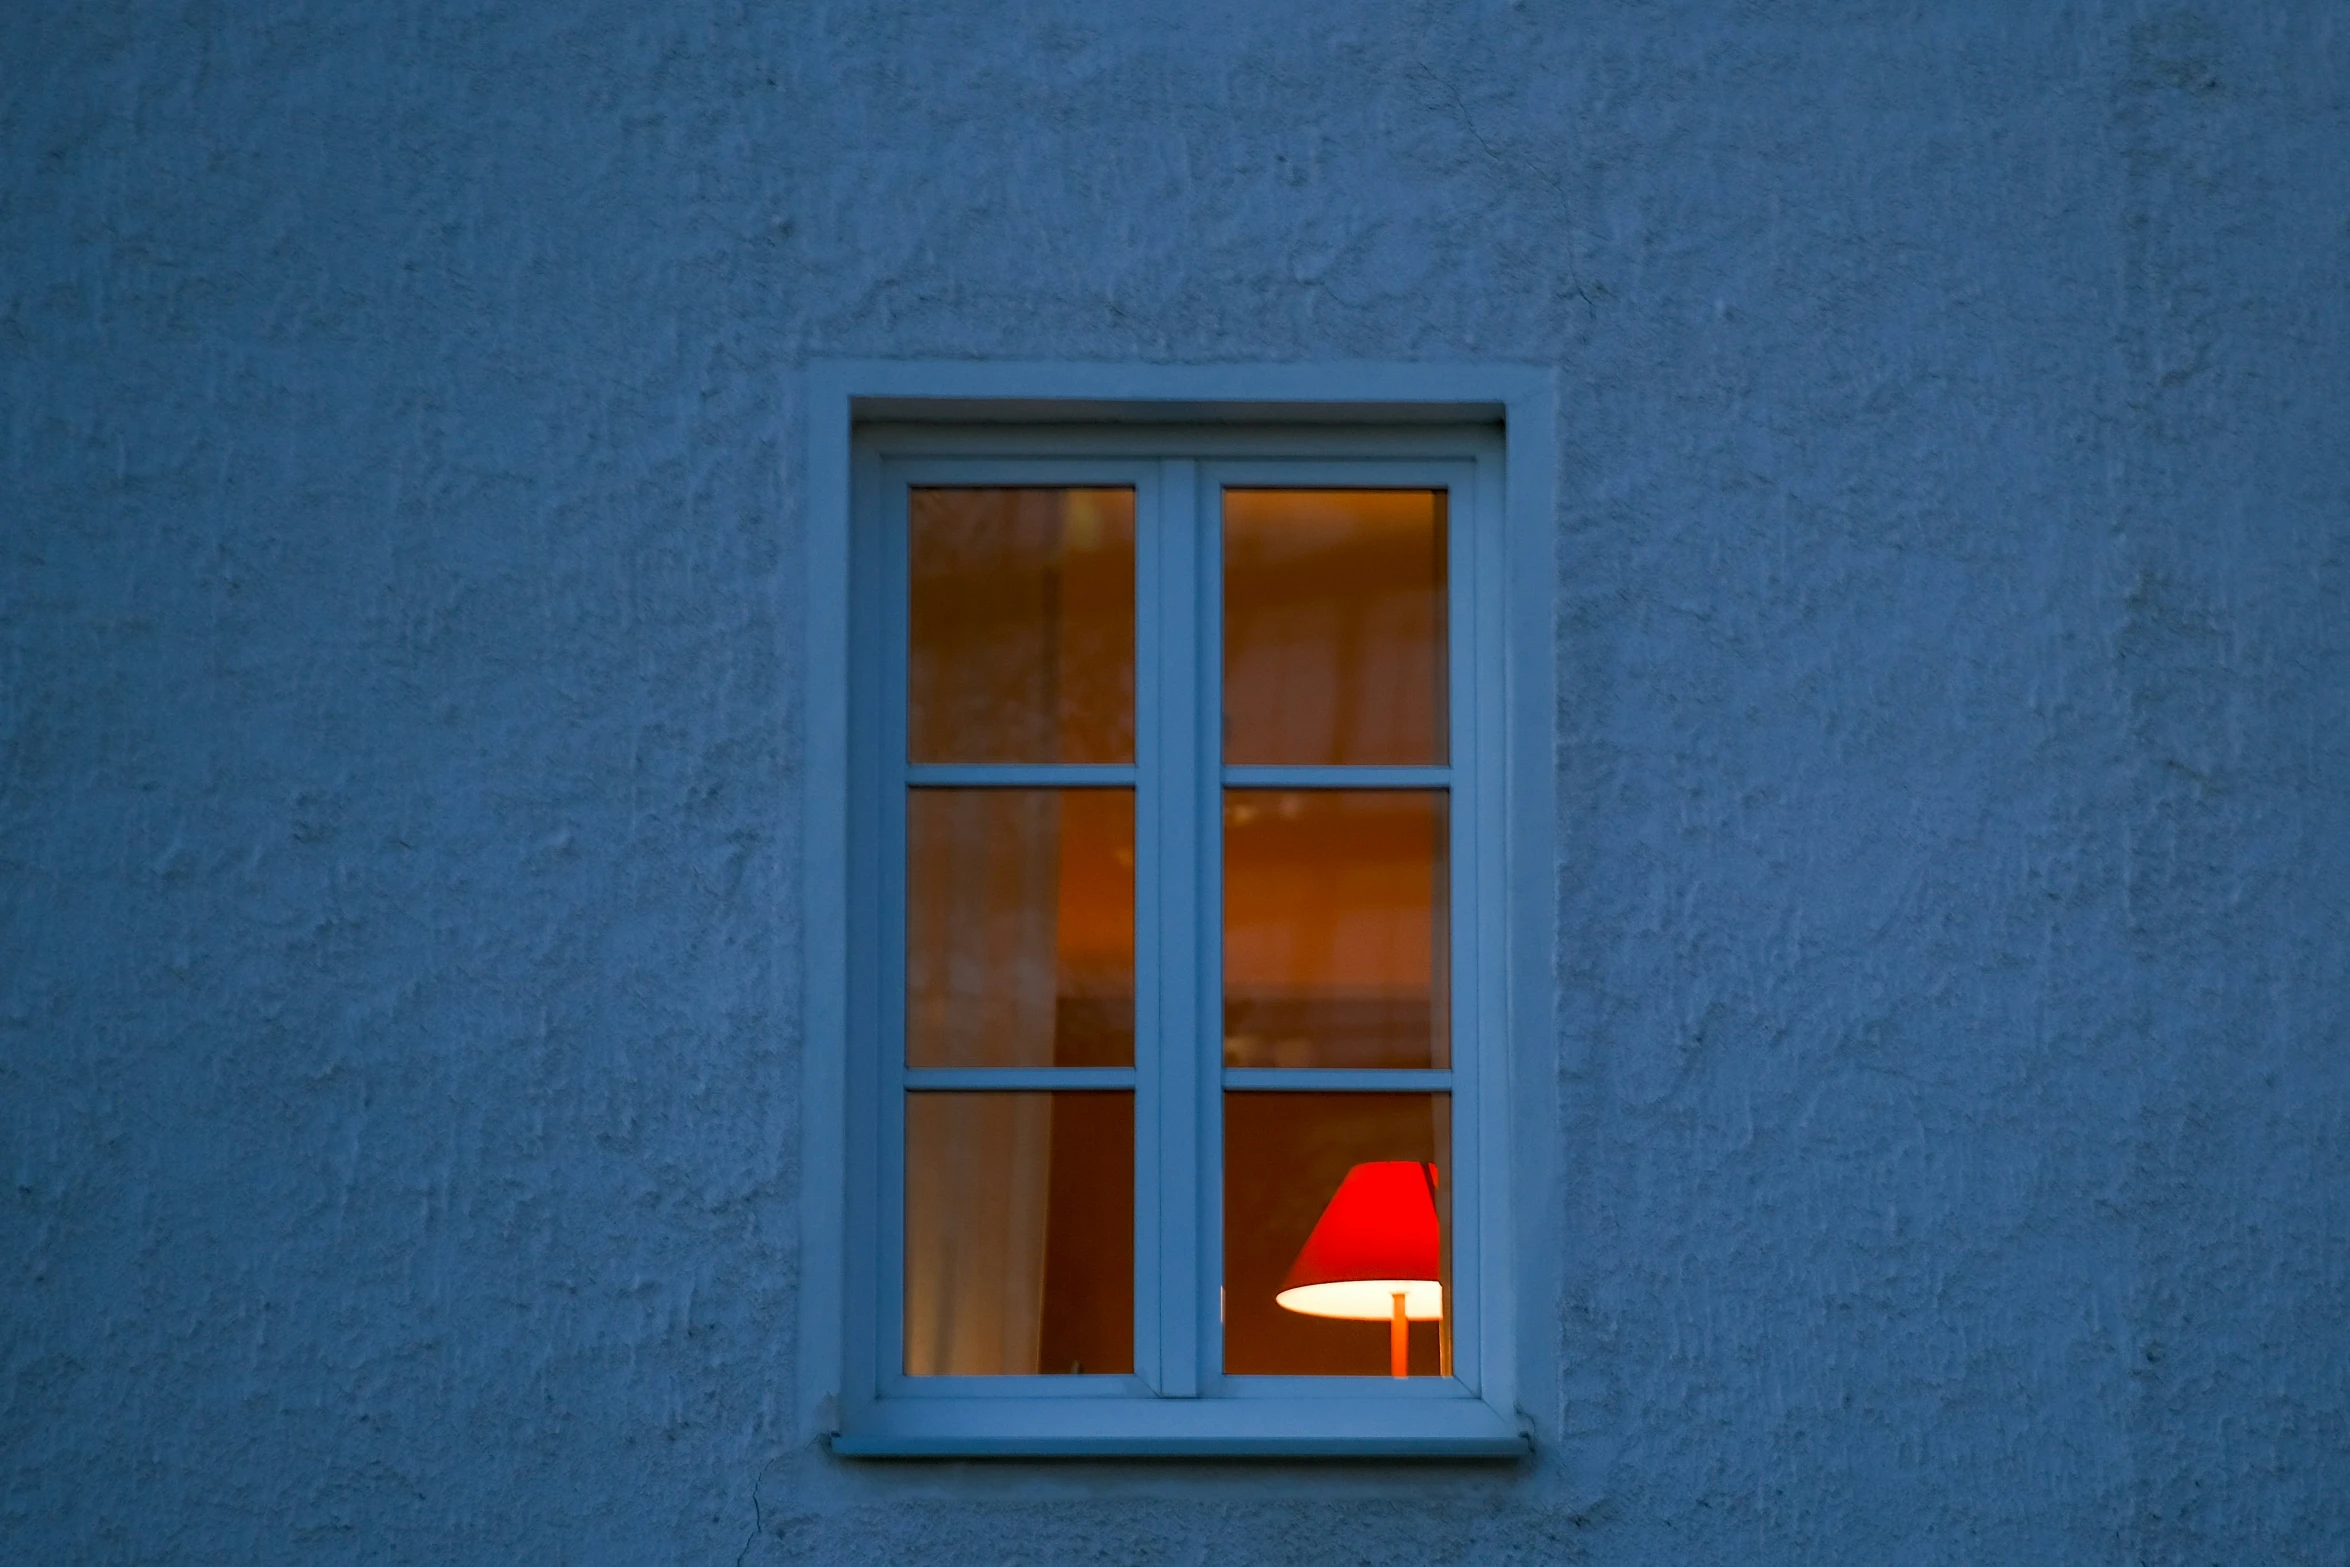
left=801, top=364, right=1556, bottom=1456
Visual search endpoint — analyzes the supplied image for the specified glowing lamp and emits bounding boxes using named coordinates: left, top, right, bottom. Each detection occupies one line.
left=1275, top=1160, right=1443, bottom=1377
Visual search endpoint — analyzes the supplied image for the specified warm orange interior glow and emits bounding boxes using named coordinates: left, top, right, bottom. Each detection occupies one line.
left=1053, top=790, right=1135, bottom=988
left=910, top=487, right=1134, bottom=764
left=1223, top=791, right=1448, bottom=1069
left=907, top=789, right=1134, bottom=1069
left=1223, top=488, right=1445, bottom=768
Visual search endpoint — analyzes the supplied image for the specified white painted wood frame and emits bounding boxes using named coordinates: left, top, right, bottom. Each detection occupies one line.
left=800, top=362, right=1558, bottom=1457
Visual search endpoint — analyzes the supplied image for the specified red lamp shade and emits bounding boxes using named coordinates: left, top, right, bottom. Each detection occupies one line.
left=1275, top=1161, right=1443, bottom=1322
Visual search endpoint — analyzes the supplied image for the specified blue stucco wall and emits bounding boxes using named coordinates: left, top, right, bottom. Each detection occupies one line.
left=5, top=2, right=2346, bottom=1561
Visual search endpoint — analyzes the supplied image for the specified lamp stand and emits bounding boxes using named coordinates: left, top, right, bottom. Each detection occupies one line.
left=1390, top=1291, right=1409, bottom=1378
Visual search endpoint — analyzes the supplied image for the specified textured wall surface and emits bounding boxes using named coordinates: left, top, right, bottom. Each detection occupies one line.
left=5, top=2, right=2347, bottom=1562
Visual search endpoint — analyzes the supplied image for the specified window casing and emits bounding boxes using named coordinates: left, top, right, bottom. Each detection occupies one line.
left=802, top=368, right=1554, bottom=1458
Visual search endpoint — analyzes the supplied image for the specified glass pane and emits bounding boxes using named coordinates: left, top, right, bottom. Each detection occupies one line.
left=910, top=486, right=1135, bottom=764
left=905, top=1092, right=1133, bottom=1375
left=1223, top=1093, right=1451, bottom=1376
left=1223, top=790, right=1448, bottom=1070
left=908, top=789, right=1133, bottom=1068
left=1223, top=488, right=1446, bottom=766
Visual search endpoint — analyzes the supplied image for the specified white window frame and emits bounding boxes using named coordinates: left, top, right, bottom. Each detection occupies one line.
left=799, top=362, right=1558, bottom=1458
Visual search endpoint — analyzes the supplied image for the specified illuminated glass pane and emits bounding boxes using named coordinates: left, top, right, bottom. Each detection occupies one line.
left=905, top=1092, right=1133, bottom=1376
left=1223, top=791, right=1448, bottom=1070
left=909, top=487, right=1135, bottom=764
left=1223, top=1093, right=1451, bottom=1376
left=908, top=789, right=1134, bottom=1069
left=1223, top=489, right=1446, bottom=766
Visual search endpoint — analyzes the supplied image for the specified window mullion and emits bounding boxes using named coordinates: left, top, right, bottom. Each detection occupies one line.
left=1194, top=462, right=1226, bottom=1393
left=1143, top=456, right=1204, bottom=1398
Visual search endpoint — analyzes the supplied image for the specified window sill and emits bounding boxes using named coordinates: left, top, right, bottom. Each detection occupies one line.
left=830, top=1393, right=1528, bottom=1458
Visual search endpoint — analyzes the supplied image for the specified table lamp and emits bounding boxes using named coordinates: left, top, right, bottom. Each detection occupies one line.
left=1274, top=1160, right=1444, bottom=1377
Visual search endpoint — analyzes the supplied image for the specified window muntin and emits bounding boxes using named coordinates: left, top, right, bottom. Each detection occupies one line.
left=1215, top=487, right=1456, bottom=1378
left=836, top=425, right=1521, bottom=1455
left=891, top=471, right=1155, bottom=1399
